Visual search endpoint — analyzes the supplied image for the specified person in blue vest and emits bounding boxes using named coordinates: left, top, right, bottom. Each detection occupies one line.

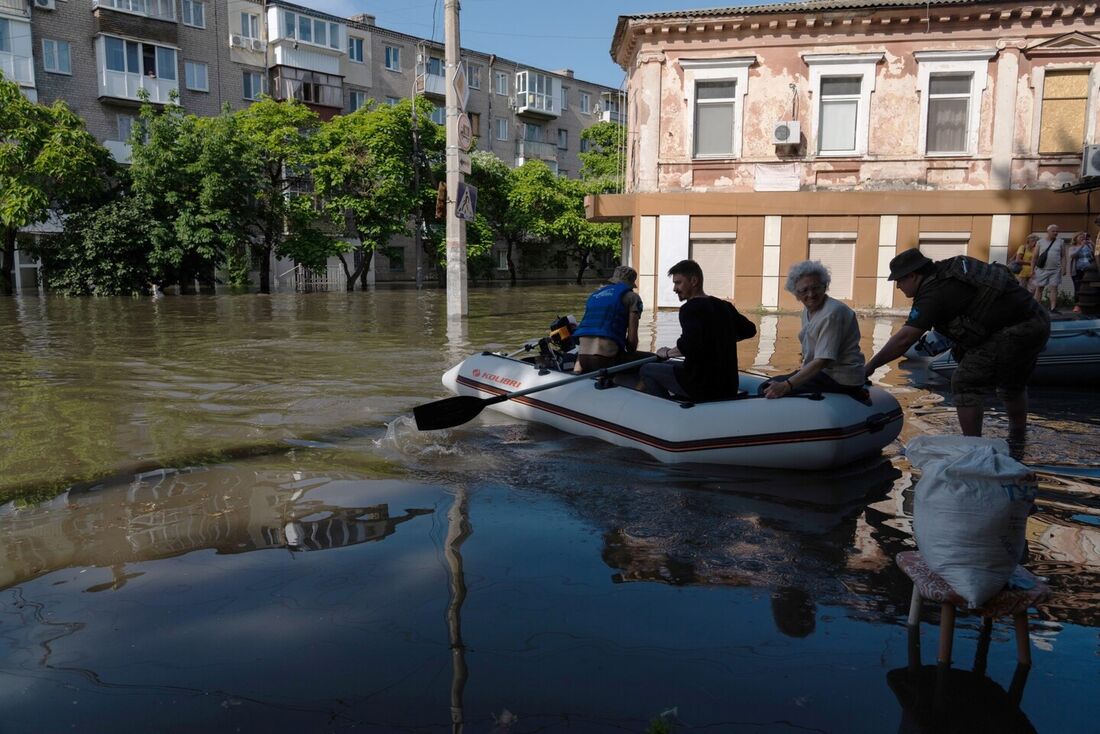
left=572, top=265, right=643, bottom=373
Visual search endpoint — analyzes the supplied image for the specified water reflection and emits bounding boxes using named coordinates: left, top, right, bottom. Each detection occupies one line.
left=0, top=466, right=434, bottom=591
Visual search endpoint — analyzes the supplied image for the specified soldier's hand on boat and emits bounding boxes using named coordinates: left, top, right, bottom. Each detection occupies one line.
left=657, top=347, right=671, bottom=360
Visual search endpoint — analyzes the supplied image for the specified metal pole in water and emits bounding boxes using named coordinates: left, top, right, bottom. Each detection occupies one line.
left=445, top=0, right=467, bottom=318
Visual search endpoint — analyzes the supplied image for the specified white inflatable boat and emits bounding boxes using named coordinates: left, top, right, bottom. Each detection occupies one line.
left=438, top=352, right=903, bottom=470
left=928, top=317, right=1100, bottom=385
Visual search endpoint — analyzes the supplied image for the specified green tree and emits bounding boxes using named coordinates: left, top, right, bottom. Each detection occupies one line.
left=0, top=76, right=111, bottom=295
left=579, top=120, right=625, bottom=190
left=310, top=98, right=443, bottom=290
left=236, top=98, right=323, bottom=293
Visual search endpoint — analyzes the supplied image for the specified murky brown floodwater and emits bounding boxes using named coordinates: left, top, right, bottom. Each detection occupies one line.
left=1, top=287, right=1097, bottom=733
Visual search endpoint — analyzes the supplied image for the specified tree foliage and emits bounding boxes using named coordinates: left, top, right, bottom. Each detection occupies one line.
left=0, top=76, right=111, bottom=295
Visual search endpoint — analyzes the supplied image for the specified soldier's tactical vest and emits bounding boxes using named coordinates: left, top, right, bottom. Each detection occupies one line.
left=927, top=256, right=1017, bottom=348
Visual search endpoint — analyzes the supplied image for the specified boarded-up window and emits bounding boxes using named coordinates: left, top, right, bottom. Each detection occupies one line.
left=690, top=238, right=735, bottom=299
left=919, top=234, right=969, bottom=262
left=808, top=234, right=856, bottom=300
left=1039, top=69, right=1089, bottom=154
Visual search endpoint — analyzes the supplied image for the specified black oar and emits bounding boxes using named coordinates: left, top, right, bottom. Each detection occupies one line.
left=414, top=355, right=659, bottom=431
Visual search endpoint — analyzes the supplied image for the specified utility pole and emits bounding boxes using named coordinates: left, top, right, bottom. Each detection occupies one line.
left=444, top=0, right=467, bottom=318
left=411, top=46, right=424, bottom=290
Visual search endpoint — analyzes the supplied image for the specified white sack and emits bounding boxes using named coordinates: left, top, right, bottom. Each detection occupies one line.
left=906, top=435, right=1037, bottom=608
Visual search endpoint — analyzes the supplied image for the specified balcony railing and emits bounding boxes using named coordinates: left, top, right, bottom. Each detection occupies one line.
left=516, top=139, right=558, bottom=160
left=0, top=0, right=29, bottom=17
left=0, top=50, right=34, bottom=85
left=99, top=70, right=178, bottom=103
left=93, top=0, right=176, bottom=22
left=415, top=71, right=445, bottom=97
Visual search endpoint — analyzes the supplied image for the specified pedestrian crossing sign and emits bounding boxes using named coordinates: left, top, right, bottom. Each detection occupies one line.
left=455, top=182, right=477, bottom=222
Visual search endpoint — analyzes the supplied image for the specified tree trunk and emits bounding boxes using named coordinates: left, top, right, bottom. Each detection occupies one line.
left=506, top=240, right=517, bottom=286
left=336, top=252, right=365, bottom=291
left=575, top=248, right=592, bottom=285
left=259, top=241, right=272, bottom=294
left=0, top=228, right=16, bottom=296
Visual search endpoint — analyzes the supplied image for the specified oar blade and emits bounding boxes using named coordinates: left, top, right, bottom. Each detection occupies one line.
left=413, top=395, right=487, bottom=431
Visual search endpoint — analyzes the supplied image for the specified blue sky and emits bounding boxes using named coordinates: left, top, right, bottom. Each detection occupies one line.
left=310, top=0, right=771, bottom=88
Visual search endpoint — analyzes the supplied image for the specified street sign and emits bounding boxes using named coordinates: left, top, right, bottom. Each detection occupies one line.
left=458, top=153, right=471, bottom=175
left=451, top=62, right=469, bottom=111
left=457, top=113, right=473, bottom=151
left=455, top=182, right=477, bottom=222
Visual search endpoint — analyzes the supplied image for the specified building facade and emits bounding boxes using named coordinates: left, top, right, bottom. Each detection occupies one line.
left=590, top=0, right=1098, bottom=311
left=6, top=0, right=624, bottom=292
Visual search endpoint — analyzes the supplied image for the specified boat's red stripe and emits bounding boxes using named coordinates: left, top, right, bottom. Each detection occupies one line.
left=456, top=375, right=902, bottom=452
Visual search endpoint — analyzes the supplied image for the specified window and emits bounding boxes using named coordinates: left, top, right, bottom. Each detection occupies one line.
left=561, top=86, right=568, bottom=110
left=181, top=0, right=205, bottom=28
left=241, top=12, right=260, bottom=39
left=496, top=251, right=508, bottom=270
left=495, top=117, right=509, bottom=141
left=243, top=70, right=265, bottom=100
left=915, top=50, right=992, bottom=157
left=155, top=46, right=177, bottom=80
left=925, top=75, right=975, bottom=154
left=693, top=80, right=736, bottom=156
left=348, top=36, right=364, bottom=63
left=580, top=137, right=590, bottom=153
left=282, top=11, right=341, bottom=50
left=99, top=0, right=175, bottom=21
left=467, top=62, right=481, bottom=89
left=557, top=128, right=568, bottom=149
left=118, top=113, right=135, bottom=142
left=431, top=105, right=445, bottom=125
left=690, top=238, right=736, bottom=300
left=1038, top=69, right=1090, bottom=154
left=348, top=90, right=367, bottom=112
left=0, top=18, right=9, bottom=53
left=42, top=39, right=72, bottom=75
left=521, top=122, right=541, bottom=142
left=425, top=56, right=444, bottom=76
left=468, top=112, right=480, bottom=135
left=385, top=96, right=400, bottom=106
left=104, top=37, right=176, bottom=80
left=385, top=46, right=401, bottom=71
left=516, top=70, right=555, bottom=114
left=808, top=233, right=856, bottom=299
left=818, top=77, right=861, bottom=154
left=579, top=92, right=590, bottom=113
left=184, top=61, right=208, bottom=91
left=805, top=53, right=880, bottom=157
left=388, top=249, right=405, bottom=272
left=919, top=234, right=969, bottom=261
left=495, top=71, right=508, bottom=96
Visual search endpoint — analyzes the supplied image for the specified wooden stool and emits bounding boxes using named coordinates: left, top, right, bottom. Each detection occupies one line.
left=896, top=550, right=1051, bottom=707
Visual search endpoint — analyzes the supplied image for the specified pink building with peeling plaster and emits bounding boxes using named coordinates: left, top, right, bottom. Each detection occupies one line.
left=589, top=0, right=1099, bottom=311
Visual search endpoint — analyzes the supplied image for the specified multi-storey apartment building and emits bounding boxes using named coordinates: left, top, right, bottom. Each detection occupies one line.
left=589, top=0, right=1097, bottom=312
left=6, top=0, right=624, bottom=292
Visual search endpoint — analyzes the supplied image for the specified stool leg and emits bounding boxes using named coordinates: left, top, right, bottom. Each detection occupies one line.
left=935, top=603, right=956, bottom=710
left=1013, top=612, right=1032, bottom=666
left=907, top=586, right=922, bottom=672
left=974, top=616, right=993, bottom=676
left=1008, top=662, right=1031, bottom=705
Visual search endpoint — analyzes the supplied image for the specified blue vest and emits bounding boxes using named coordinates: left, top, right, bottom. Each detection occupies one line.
left=573, top=282, right=632, bottom=350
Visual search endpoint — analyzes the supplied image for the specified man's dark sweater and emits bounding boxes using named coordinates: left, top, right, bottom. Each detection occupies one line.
left=673, top=296, right=757, bottom=401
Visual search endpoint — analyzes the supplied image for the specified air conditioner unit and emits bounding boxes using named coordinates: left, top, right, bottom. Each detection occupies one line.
left=772, top=120, right=800, bottom=145
left=34, top=0, right=55, bottom=10
left=250, top=38, right=266, bottom=52
left=1082, top=144, right=1100, bottom=178
left=230, top=34, right=246, bottom=48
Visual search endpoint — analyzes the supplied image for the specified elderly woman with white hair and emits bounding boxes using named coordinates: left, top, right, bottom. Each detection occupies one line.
left=762, top=260, right=867, bottom=399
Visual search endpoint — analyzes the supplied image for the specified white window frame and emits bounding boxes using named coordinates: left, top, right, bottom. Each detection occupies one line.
left=560, top=86, right=569, bottom=110
left=243, top=70, right=265, bottom=100
left=914, top=49, right=994, bottom=157
left=384, top=45, right=400, bottom=72
left=1030, top=64, right=1099, bottom=154
left=184, top=60, right=208, bottom=91
left=494, top=70, right=508, bottom=96
left=808, top=232, right=857, bottom=299
left=385, top=96, right=400, bottom=106
left=557, top=128, right=567, bottom=150
left=348, top=36, right=364, bottom=64
left=579, top=91, right=590, bottom=113
left=495, top=117, right=509, bottom=141
left=181, top=0, right=205, bottom=29
left=430, top=105, right=445, bottom=125
left=348, top=89, right=366, bottom=112
left=804, top=53, right=881, bottom=157
left=682, top=56, right=754, bottom=160
left=240, top=12, right=260, bottom=40
left=466, top=62, right=481, bottom=89
left=42, top=38, right=72, bottom=75
left=117, top=113, right=135, bottom=142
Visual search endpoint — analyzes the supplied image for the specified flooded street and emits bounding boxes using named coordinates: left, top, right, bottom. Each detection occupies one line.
left=1, top=287, right=1097, bottom=732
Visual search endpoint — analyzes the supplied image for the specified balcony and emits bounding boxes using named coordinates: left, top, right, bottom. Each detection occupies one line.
left=0, top=0, right=29, bottom=18
left=599, top=91, right=625, bottom=124
left=0, top=50, right=33, bottom=86
left=93, top=0, right=175, bottom=22
left=99, top=70, right=177, bottom=103
left=273, top=67, right=343, bottom=110
left=514, top=70, right=560, bottom=119
left=516, top=139, right=558, bottom=161
left=415, top=57, right=445, bottom=99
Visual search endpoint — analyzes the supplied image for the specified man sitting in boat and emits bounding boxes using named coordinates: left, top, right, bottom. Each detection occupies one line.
left=572, top=265, right=643, bottom=373
left=762, top=260, right=867, bottom=399
left=864, top=249, right=1050, bottom=440
left=640, top=259, right=756, bottom=401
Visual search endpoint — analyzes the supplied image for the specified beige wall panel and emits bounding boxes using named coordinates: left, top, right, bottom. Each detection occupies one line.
left=808, top=216, right=859, bottom=233
left=919, top=215, right=973, bottom=232
left=736, top=217, right=765, bottom=276
left=690, top=216, right=739, bottom=234
left=896, top=216, right=921, bottom=252
left=969, top=216, right=993, bottom=260
left=852, top=217, right=882, bottom=307
left=778, top=217, right=808, bottom=311
left=1007, top=215, right=1032, bottom=256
